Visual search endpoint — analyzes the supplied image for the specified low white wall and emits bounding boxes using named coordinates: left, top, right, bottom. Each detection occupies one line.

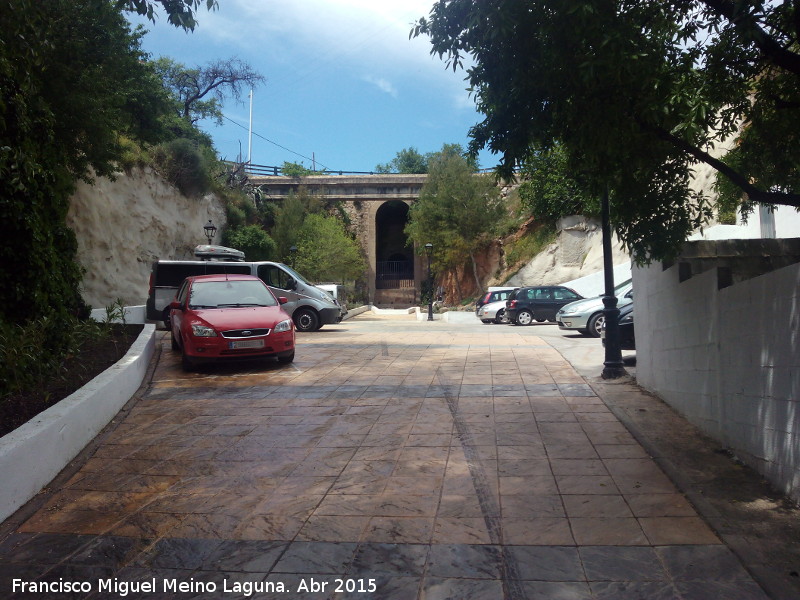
left=89, top=304, right=146, bottom=324
left=635, top=259, right=800, bottom=502
left=561, top=262, right=632, bottom=298
left=0, top=325, right=156, bottom=522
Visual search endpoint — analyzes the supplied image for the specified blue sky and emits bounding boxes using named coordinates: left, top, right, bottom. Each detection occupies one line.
left=129, top=0, right=497, bottom=173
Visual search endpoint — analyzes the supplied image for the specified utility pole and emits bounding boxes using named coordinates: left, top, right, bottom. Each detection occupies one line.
left=247, top=89, right=253, bottom=164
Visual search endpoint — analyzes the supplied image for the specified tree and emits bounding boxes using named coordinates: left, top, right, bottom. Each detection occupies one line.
left=0, top=0, right=172, bottom=329
left=224, top=225, right=276, bottom=261
left=270, top=188, right=323, bottom=261
left=281, top=161, right=316, bottom=177
left=116, top=0, right=218, bottom=31
left=375, top=144, right=479, bottom=174
left=405, top=153, right=504, bottom=295
left=154, top=57, right=264, bottom=127
left=295, top=214, right=366, bottom=283
left=375, top=147, right=428, bottom=173
left=519, top=145, right=599, bottom=224
left=414, top=0, right=800, bottom=260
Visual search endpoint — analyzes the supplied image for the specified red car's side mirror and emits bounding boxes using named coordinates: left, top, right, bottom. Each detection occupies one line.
left=278, top=297, right=288, bottom=305
left=169, top=300, right=182, bottom=310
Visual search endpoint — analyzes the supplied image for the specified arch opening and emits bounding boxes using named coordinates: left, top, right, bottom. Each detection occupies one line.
left=375, top=201, right=413, bottom=289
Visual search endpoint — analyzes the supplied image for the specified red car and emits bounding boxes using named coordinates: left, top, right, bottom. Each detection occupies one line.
left=169, top=274, right=295, bottom=370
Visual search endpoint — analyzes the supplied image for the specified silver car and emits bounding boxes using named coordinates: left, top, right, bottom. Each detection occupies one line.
left=477, top=299, right=510, bottom=324
left=556, top=280, right=633, bottom=337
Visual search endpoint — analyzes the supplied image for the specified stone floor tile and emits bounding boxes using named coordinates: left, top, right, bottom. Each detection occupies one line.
left=639, top=517, right=721, bottom=545
left=349, top=542, right=429, bottom=576
left=296, top=516, right=369, bottom=543
left=271, top=541, right=357, bottom=574
left=362, top=517, right=434, bottom=543
left=420, top=577, right=504, bottom=600
left=562, top=495, right=633, bottom=518
left=432, top=518, right=492, bottom=545
left=426, top=544, right=503, bottom=579
left=501, top=518, right=575, bottom=545
left=590, top=581, right=681, bottom=600
left=569, top=517, right=649, bottom=545
left=624, top=493, right=697, bottom=517
left=507, top=546, right=584, bottom=581
left=521, top=581, right=592, bottom=600
left=579, top=546, right=667, bottom=581
left=556, top=475, right=619, bottom=495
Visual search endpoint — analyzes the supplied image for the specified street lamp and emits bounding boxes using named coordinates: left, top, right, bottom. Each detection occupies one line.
left=203, top=220, right=217, bottom=245
left=289, top=245, right=297, bottom=268
left=424, top=242, right=434, bottom=322
left=600, top=187, right=626, bottom=379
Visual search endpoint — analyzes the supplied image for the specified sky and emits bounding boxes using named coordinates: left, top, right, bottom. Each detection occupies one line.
left=128, top=0, right=498, bottom=173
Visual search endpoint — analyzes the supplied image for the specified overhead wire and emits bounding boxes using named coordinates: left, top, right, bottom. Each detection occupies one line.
left=222, top=114, right=330, bottom=171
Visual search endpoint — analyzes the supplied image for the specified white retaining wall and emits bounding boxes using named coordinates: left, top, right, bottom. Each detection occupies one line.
left=634, top=259, right=800, bottom=502
left=0, top=325, right=156, bottom=522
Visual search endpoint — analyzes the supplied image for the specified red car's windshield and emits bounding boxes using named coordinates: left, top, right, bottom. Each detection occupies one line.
left=189, top=280, right=278, bottom=309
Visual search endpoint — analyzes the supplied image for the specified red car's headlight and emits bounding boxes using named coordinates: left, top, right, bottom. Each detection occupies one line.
left=273, top=319, right=293, bottom=333
left=191, top=323, right=217, bottom=337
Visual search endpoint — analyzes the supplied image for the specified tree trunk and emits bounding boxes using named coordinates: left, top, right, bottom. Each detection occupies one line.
left=469, top=251, right=483, bottom=297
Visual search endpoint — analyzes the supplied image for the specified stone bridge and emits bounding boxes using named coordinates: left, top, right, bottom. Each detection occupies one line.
left=249, top=174, right=428, bottom=306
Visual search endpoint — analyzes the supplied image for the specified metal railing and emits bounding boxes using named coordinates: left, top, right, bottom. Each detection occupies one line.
left=376, top=261, right=415, bottom=289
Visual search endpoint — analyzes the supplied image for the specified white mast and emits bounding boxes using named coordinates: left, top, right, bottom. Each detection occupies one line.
left=247, top=89, right=253, bottom=164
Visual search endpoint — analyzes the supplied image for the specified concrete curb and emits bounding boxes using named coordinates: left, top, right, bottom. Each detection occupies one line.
left=0, top=324, right=156, bottom=523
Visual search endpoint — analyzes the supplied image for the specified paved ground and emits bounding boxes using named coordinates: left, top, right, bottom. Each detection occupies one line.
left=0, top=313, right=795, bottom=599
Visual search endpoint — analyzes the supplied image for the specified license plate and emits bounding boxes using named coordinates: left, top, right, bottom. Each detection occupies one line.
left=228, top=339, right=265, bottom=350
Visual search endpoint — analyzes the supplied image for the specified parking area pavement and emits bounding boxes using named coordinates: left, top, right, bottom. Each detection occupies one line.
left=0, top=313, right=775, bottom=599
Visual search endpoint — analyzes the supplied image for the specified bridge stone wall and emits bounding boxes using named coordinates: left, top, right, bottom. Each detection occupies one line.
left=249, top=174, right=428, bottom=304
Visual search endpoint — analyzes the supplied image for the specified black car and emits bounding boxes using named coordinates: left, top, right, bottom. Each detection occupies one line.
left=505, top=286, right=583, bottom=325
left=475, top=288, right=516, bottom=315
left=602, top=302, right=635, bottom=350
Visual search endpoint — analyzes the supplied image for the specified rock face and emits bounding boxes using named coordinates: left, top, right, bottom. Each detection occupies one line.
left=506, top=216, right=630, bottom=288
left=66, top=167, right=226, bottom=309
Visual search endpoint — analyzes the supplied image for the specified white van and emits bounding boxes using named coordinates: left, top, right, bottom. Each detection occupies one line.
left=146, top=245, right=346, bottom=332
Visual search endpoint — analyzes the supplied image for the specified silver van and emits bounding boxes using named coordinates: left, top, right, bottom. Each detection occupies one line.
left=146, top=246, right=345, bottom=332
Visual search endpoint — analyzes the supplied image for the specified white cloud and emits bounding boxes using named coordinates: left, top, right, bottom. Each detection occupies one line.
left=363, top=75, right=399, bottom=98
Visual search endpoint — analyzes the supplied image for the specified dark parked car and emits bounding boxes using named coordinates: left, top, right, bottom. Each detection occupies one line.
left=602, top=302, right=635, bottom=350
left=505, top=286, right=584, bottom=325
left=475, top=287, right=517, bottom=314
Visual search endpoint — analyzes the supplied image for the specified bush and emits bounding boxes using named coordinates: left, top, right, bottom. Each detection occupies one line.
left=224, top=225, right=276, bottom=261
left=152, top=138, right=211, bottom=197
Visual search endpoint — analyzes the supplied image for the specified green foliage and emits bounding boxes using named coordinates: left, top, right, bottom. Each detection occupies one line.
left=519, top=146, right=599, bottom=223
left=153, top=56, right=264, bottom=127
left=224, top=225, right=276, bottom=261
left=414, top=0, right=800, bottom=261
left=504, top=225, right=558, bottom=269
left=375, top=147, right=429, bottom=173
left=116, top=0, right=219, bottom=31
left=271, top=188, right=323, bottom=260
left=281, top=161, right=317, bottom=177
left=0, top=312, right=112, bottom=398
left=0, top=0, right=168, bottom=331
left=152, top=138, right=212, bottom=196
left=375, top=144, right=479, bottom=174
left=294, top=214, right=366, bottom=283
left=405, top=153, right=504, bottom=287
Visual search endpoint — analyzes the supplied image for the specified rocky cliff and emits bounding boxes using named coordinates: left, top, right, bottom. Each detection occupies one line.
left=66, top=167, right=226, bottom=308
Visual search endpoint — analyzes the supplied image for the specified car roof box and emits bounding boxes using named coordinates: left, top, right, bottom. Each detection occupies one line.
left=193, top=244, right=246, bottom=261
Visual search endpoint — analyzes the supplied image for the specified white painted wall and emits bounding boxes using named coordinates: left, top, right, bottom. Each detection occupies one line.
left=0, top=325, right=156, bottom=522
left=634, top=259, right=800, bottom=502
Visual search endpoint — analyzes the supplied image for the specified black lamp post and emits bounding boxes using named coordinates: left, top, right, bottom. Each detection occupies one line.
left=203, top=220, right=217, bottom=244
left=424, top=242, right=434, bottom=322
left=289, top=245, right=297, bottom=268
left=600, top=187, right=626, bottom=379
